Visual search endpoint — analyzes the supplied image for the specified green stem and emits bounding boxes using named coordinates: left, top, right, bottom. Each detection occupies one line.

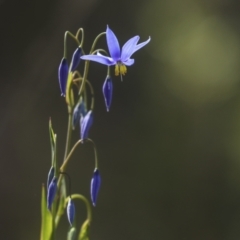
left=70, top=194, right=92, bottom=222
left=64, top=112, right=73, bottom=160
left=64, top=31, right=80, bottom=58
left=78, top=32, right=106, bottom=96
left=75, top=28, right=84, bottom=47
left=87, top=139, right=99, bottom=169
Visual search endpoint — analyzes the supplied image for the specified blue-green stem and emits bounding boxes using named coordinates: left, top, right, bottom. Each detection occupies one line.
left=78, top=32, right=106, bottom=96
left=64, top=31, right=80, bottom=58
left=73, top=77, right=95, bottom=110
left=58, top=138, right=99, bottom=185
left=75, top=28, right=84, bottom=47
left=68, top=194, right=92, bottom=222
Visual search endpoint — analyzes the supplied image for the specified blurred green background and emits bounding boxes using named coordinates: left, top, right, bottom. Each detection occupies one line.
left=1, top=0, right=240, bottom=239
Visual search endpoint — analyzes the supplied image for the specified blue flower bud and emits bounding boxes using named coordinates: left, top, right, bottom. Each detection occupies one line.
left=47, top=166, right=54, bottom=189
left=70, top=47, right=82, bottom=72
left=58, top=58, right=69, bottom=97
left=90, top=168, right=101, bottom=206
left=80, top=110, right=93, bottom=140
left=72, top=99, right=87, bottom=130
left=67, top=198, right=75, bottom=226
left=47, top=176, right=58, bottom=210
left=102, top=76, right=113, bottom=112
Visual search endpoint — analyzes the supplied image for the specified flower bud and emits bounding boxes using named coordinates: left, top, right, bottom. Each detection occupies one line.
left=67, top=198, right=75, bottom=226
left=47, top=176, right=58, bottom=210
left=72, top=99, right=87, bottom=130
left=90, top=168, right=101, bottom=206
left=47, top=166, right=54, bottom=189
left=67, top=227, right=76, bottom=240
left=102, top=76, right=113, bottom=111
left=70, top=47, right=82, bottom=72
left=58, top=58, right=69, bottom=96
left=80, top=110, right=93, bottom=140
left=79, top=220, right=90, bottom=240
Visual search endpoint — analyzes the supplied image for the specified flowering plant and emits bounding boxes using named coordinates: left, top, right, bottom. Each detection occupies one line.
left=40, top=25, right=150, bottom=240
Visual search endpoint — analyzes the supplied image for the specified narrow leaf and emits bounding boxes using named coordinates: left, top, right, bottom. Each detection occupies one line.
left=40, top=184, right=52, bottom=240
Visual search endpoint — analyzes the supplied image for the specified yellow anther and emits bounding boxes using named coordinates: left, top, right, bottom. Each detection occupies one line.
left=115, top=64, right=120, bottom=76
left=120, top=64, right=127, bottom=75
left=115, top=63, right=127, bottom=76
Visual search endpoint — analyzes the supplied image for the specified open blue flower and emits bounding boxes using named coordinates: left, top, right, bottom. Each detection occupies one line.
left=81, top=25, right=150, bottom=77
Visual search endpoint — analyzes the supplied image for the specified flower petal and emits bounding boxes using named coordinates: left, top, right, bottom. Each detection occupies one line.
left=123, top=58, right=135, bottom=66
left=121, top=36, right=140, bottom=62
left=81, top=54, right=115, bottom=66
left=106, top=25, right=121, bottom=61
left=131, top=36, right=151, bottom=56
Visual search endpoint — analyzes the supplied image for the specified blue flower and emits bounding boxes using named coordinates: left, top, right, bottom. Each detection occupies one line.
left=81, top=25, right=150, bottom=77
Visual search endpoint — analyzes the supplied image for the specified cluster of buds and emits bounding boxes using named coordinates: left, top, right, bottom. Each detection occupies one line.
left=40, top=25, right=150, bottom=240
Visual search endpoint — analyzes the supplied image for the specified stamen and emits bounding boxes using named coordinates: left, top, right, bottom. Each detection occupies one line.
left=120, top=64, right=127, bottom=75
left=115, top=64, right=120, bottom=76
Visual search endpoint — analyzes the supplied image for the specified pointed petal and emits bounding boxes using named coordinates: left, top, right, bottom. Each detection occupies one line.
left=123, top=58, right=135, bottom=66
left=131, top=37, right=151, bottom=56
left=121, top=36, right=140, bottom=62
left=81, top=54, right=115, bottom=66
left=106, top=25, right=121, bottom=61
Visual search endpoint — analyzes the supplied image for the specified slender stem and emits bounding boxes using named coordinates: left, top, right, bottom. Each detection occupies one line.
left=64, top=113, right=73, bottom=161
left=87, top=139, right=99, bottom=168
left=70, top=194, right=92, bottom=222
left=61, top=139, right=83, bottom=172
left=73, top=78, right=95, bottom=110
left=90, top=33, right=106, bottom=54
left=75, top=28, right=84, bottom=47
left=78, top=32, right=106, bottom=96
left=107, top=65, right=110, bottom=76
left=91, top=48, right=108, bottom=55
left=59, top=172, right=72, bottom=197
left=64, top=31, right=80, bottom=58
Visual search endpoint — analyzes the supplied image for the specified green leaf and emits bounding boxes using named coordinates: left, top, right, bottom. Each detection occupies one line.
left=78, top=220, right=90, bottom=240
left=40, top=184, right=52, bottom=240
left=49, top=118, right=56, bottom=166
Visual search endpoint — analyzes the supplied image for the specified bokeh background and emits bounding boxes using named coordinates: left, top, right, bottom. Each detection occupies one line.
left=1, top=0, right=240, bottom=239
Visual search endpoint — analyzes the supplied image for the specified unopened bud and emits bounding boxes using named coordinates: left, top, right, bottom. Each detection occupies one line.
left=70, top=47, right=82, bottom=72
left=90, top=168, right=101, bottom=206
left=102, top=76, right=113, bottom=111
left=58, top=58, right=69, bottom=96
left=47, top=177, right=58, bottom=210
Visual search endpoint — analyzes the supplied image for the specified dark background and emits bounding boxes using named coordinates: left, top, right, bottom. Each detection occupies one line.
left=1, top=0, right=240, bottom=239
